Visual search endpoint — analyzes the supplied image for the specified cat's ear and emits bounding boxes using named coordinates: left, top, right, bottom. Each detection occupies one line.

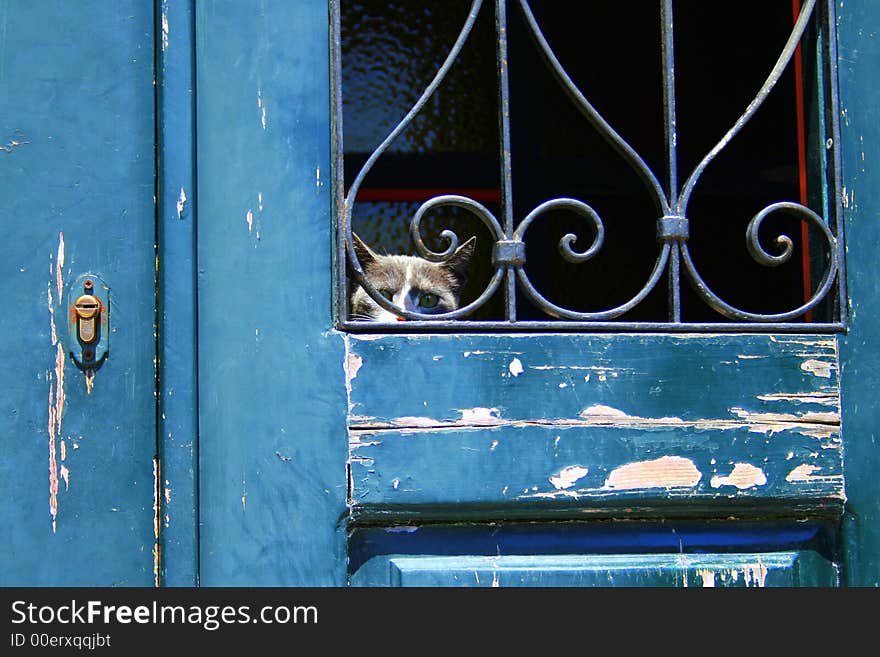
left=350, top=232, right=378, bottom=269
left=443, top=236, right=476, bottom=287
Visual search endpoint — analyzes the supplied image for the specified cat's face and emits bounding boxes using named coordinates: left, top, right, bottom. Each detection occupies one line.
left=349, top=233, right=476, bottom=321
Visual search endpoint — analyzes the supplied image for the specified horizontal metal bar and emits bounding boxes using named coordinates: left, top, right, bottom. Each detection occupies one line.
left=340, top=321, right=845, bottom=334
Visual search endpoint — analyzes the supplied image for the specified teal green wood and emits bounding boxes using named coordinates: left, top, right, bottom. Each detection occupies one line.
left=836, top=0, right=880, bottom=586
left=157, top=0, right=199, bottom=586
left=347, top=334, right=839, bottom=423
left=351, top=423, right=842, bottom=522
left=195, top=0, right=348, bottom=585
left=352, top=552, right=836, bottom=587
left=0, top=1, right=157, bottom=584
left=348, top=334, right=842, bottom=521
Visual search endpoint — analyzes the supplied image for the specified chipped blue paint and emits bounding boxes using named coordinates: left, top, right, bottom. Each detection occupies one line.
left=0, top=0, right=157, bottom=585
left=836, top=0, right=880, bottom=586
left=195, top=0, right=348, bottom=585
left=157, top=0, right=199, bottom=587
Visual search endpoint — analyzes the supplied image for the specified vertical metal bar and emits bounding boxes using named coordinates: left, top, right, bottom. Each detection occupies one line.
left=156, top=0, right=199, bottom=586
left=661, top=0, right=678, bottom=204
left=660, top=0, right=681, bottom=322
left=330, top=0, right=348, bottom=326
left=496, top=0, right=517, bottom=322
left=823, top=0, right=848, bottom=328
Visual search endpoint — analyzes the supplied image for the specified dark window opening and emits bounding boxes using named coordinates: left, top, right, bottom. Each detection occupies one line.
left=334, top=0, right=845, bottom=331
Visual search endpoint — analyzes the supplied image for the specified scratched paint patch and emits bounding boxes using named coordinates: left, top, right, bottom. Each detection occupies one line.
left=603, top=456, right=702, bottom=491
left=743, top=561, right=769, bottom=587
left=456, top=407, right=502, bottom=425
left=710, top=463, right=767, bottom=490
left=46, top=233, right=66, bottom=533
left=549, top=465, right=589, bottom=490
left=785, top=463, right=828, bottom=483
left=257, top=85, right=267, bottom=129
left=508, top=358, right=523, bottom=377
left=176, top=187, right=187, bottom=219
left=800, top=359, right=833, bottom=378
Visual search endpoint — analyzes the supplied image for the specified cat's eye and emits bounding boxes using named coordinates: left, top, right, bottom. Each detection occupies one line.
left=378, top=289, right=395, bottom=301
left=419, top=293, right=439, bottom=309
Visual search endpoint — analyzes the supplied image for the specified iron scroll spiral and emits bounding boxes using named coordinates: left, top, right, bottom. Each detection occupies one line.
left=342, top=0, right=502, bottom=321
left=343, top=0, right=840, bottom=325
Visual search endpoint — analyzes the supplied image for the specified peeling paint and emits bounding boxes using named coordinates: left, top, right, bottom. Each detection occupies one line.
left=0, top=134, right=29, bottom=152
left=508, top=357, right=523, bottom=377
left=729, top=407, right=840, bottom=424
left=161, top=3, right=169, bottom=51
left=743, top=561, right=768, bottom=587
left=48, top=384, right=59, bottom=533
left=257, top=85, right=267, bottom=129
left=345, top=352, right=363, bottom=383
left=47, top=282, right=57, bottom=345
left=54, top=343, right=65, bottom=427
left=153, top=457, right=161, bottom=588
left=756, top=392, right=838, bottom=406
left=176, top=187, right=187, bottom=219
left=579, top=404, right=685, bottom=426
left=710, top=463, right=767, bottom=490
left=246, top=209, right=254, bottom=233
left=355, top=400, right=841, bottom=438
left=47, top=238, right=67, bottom=533
left=785, top=463, right=826, bottom=483
left=456, top=407, right=502, bottom=425
left=392, top=416, right=442, bottom=428
left=60, top=465, right=69, bottom=491
left=800, top=359, right=833, bottom=378
left=728, top=407, right=840, bottom=436
left=603, top=456, right=702, bottom=491
left=55, top=232, right=64, bottom=304
left=549, top=465, right=589, bottom=490
left=697, top=569, right=716, bottom=587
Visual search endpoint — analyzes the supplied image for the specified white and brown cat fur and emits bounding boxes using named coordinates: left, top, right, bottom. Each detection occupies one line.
left=349, top=232, right=476, bottom=321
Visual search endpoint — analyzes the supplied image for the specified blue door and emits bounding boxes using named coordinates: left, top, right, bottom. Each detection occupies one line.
left=193, top=0, right=880, bottom=587
left=4, top=0, right=879, bottom=587
left=1, top=1, right=158, bottom=585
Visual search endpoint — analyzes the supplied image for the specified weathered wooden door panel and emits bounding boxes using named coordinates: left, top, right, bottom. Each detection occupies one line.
left=7, top=0, right=875, bottom=588
left=352, top=552, right=836, bottom=587
left=348, top=334, right=841, bottom=522
left=193, top=0, right=880, bottom=587
left=1, top=1, right=158, bottom=585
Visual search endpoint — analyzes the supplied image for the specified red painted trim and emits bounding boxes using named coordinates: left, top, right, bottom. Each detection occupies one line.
left=793, top=0, right=813, bottom=321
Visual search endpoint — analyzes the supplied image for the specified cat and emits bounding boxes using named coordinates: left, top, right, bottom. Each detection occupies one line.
left=349, top=232, right=476, bottom=321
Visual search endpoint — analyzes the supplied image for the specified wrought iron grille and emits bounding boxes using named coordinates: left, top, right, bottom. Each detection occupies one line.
left=333, top=0, right=846, bottom=332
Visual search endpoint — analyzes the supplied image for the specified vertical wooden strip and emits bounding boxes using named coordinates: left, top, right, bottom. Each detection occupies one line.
left=196, top=0, right=348, bottom=585
left=156, top=0, right=199, bottom=587
left=836, top=0, right=880, bottom=586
